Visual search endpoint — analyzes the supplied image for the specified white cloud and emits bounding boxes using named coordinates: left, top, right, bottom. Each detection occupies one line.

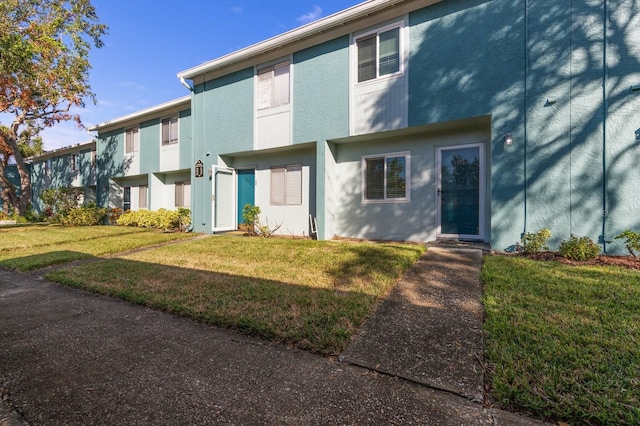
left=120, top=81, right=149, bottom=91
left=297, top=5, right=322, bottom=24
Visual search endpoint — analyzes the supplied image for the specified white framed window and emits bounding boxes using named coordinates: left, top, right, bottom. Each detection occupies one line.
left=125, top=127, right=139, bottom=153
left=161, top=117, right=179, bottom=145
left=91, top=150, right=96, bottom=168
left=355, top=24, right=402, bottom=83
left=139, top=185, right=148, bottom=209
left=257, top=61, right=290, bottom=110
left=362, top=152, right=410, bottom=202
left=71, top=154, right=77, bottom=171
left=271, top=165, right=302, bottom=205
left=45, top=159, right=52, bottom=176
left=175, top=181, right=191, bottom=207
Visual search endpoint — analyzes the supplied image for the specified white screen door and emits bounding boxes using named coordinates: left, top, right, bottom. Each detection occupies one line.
left=212, top=166, right=236, bottom=232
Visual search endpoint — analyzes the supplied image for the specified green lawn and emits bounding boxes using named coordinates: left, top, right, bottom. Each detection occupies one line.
left=46, top=236, right=425, bottom=355
left=482, top=255, right=640, bottom=425
left=0, top=225, right=194, bottom=271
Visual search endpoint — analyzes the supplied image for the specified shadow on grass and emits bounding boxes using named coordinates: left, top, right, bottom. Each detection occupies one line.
left=21, top=247, right=421, bottom=356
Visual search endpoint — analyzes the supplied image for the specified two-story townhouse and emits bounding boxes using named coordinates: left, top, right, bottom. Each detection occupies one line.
left=89, top=96, right=192, bottom=214
left=174, top=0, right=640, bottom=253
left=29, top=141, right=98, bottom=212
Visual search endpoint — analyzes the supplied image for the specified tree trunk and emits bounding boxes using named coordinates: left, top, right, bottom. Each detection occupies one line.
left=7, top=121, right=32, bottom=216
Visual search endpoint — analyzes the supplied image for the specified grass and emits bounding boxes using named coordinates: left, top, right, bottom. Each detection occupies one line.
left=0, top=225, right=194, bottom=271
left=46, top=236, right=425, bottom=355
left=482, top=255, right=640, bottom=425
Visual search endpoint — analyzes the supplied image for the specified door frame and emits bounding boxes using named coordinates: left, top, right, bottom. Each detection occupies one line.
left=211, top=165, right=236, bottom=232
left=436, top=143, right=486, bottom=240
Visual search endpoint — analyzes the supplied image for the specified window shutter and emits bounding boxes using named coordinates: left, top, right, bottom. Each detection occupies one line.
left=170, top=117, right=178, bottom=144
left=175, top=182, right=183, bottom=207
left=271, top=167, right=286, bottom=205
left=378, top=28, right=400, bottom=76
left=162, top=119, right=170, bottom=145
left=257, top=67, right=273, bottom=109
left=272, top=63, right=290, bottom=107
left=139, top=185, right=148, bottom=209
left=365, top=158, right=385, bottom=199
left=357, top=35, right=376, bottom=82
left=286, top=165, right=302, bottom=205
left=183, top=182, right=191, bottom=207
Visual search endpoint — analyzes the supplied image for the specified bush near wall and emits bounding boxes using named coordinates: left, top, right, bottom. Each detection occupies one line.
left=117, top=208, right=191, bottom=231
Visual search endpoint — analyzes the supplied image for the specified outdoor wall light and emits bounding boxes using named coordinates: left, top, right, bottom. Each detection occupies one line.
left=504, top=133, right=513, bottom=146
left=631, top=84, right=640, bottom=92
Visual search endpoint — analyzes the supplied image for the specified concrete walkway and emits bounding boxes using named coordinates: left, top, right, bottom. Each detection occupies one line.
left=0, top=248, right=549, bottom=425
left=340, top=247, right=484, bottom=402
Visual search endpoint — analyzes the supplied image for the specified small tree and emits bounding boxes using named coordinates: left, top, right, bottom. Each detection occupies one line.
left=0, top=0, right=107, bottom=215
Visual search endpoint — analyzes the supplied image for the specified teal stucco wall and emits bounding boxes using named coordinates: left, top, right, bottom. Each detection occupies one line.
left=293, top=36, right=350, bottom=144
left=406, top=0, right=640, bottom=253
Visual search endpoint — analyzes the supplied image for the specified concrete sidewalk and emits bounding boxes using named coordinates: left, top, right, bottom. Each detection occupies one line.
left=0, top=250, right=548, bottom=425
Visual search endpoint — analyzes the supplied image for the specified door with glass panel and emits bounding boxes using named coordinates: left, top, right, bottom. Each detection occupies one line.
left=436, top=144, right=484, bottom=239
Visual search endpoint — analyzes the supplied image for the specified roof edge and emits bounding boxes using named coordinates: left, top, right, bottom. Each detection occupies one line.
left=177, top=0, right=403, bottom=80
left=88, top=95, right=191, bottom=132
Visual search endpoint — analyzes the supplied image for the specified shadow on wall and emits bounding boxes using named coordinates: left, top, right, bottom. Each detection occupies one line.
left=97, top=135, right=132, bottom=209
left=362, top=0, right=640, bottom=251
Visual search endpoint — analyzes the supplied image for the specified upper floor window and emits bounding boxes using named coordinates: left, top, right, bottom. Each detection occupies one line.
left=71, top=154, right=77, bottom=171
left=45, top=159, right=52, bottom=176
left=257, top=61, right=290, bottom=110
left=356, top=26, right=401, bottom=83
left=91, top=150, right=96, bottom=168
left=126, top=127, right=139, bottom=153
left=162, top=117, right=178, bottom=145
left=363, top=152, right=410, bottom=202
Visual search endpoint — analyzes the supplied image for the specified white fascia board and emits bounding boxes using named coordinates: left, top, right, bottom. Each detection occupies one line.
left=177, top=0, right=413, bottom=80
left=27, top=140, right=96, bottom=162
left=88, top=95, right=191, bottom=132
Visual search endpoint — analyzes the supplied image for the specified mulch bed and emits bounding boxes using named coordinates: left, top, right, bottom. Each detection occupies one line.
left=498, top=251, right=640, bottom=271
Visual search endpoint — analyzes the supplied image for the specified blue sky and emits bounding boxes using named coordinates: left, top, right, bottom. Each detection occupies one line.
left=41, top=0, right=361, bottom=151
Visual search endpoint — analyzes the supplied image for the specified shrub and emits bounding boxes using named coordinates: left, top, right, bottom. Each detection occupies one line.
left=107, top=208, right=123, bottom=225
left=559, top=235, right=600, bottom=261
left=241, top=204, right=281, bottom=237
left=41, top=187, right=83, bottom=223
left=520, top=228, right=551, bottom=254
left=615, top=230, right=640, bottom=257
left=117, top=208, right=189, bottom=231
left=60, top=203, right=107, bottom=226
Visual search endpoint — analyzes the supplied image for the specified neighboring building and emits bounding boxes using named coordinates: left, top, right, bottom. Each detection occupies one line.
left=88, top=97, right=192, bottom=213
left=11, top=0, right=640, bottom=253
left=29, top=141, right=98, bottom=212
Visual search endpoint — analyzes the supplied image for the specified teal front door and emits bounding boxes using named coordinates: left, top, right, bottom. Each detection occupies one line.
left=437, top=144, right=485, bottom=239
left=237, top=169, right=255, bottom=226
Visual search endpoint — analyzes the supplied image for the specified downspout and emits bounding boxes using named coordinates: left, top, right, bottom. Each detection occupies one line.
left=601, top=0, right=608, bottom=253
left=179, top=75, right=195, bottom=232
left=523, top=0, right=529, bottom=237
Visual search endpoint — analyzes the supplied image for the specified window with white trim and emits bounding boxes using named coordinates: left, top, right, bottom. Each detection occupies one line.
left=71, top=154, right=77, bottom=171
left=125, top=127, right=139, bottom=153
left=271, top=165, right=302, bottom=205
left=175, top=181, right=191, bottom=207
left=363, top=152, right=410, bottom=202
left=161, top=117, right=178, bottom=145
left=139, top=185, right=148, bottom=209
left=257, top=61, right=290, bottom=110
left=356, top=26, right=401, bottom=83
left=91, top=150, right=96, bottom=168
